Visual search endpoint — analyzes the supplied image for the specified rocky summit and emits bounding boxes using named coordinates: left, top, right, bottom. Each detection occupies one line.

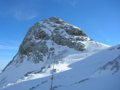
left=4, top=17, right=91, bottom=69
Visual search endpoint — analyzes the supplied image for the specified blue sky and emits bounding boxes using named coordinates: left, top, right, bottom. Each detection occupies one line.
left=0, top=0, right=120, bottom=69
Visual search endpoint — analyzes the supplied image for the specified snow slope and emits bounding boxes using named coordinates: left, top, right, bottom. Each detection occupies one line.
left=1, top=45, right=120, bottom=90
left=0, top=40, right=107, bottom=89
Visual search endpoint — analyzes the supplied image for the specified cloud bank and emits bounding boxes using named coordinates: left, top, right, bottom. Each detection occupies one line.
left=0, top=45, right=18, bottom=50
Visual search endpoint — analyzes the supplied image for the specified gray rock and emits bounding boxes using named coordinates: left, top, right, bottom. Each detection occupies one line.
left=4, top=17, right=90, bottom=67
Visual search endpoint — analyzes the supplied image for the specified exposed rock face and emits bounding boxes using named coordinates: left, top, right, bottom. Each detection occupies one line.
left=4, top=17, right=90, bottom=70
left=96, top=55, right=120, bottom=75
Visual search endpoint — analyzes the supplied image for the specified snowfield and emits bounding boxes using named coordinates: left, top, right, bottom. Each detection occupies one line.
left=1, top=45, right=120, bottom=90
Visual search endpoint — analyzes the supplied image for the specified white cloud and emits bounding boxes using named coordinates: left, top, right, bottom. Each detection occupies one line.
left=0, top=45, right=18, bottom=50
left=70, top=0, right=78, bottom=7
left=13, top=9, right=38, bottom=20
left=0, top=0, right=39, bottom=20
left=54, top=0, right=78, bottom=7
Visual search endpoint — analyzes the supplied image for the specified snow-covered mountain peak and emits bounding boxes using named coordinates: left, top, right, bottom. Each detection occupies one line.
left=17, top=17, right=91, bottom=61
left=0, top=17, right=110, bottom=89
left=40, top=17, right=66, bottom=24
left=30, top=17, right=88, bottom=37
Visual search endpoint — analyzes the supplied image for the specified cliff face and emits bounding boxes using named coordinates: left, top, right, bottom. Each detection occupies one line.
left=18, top=17, right=89, bottom=63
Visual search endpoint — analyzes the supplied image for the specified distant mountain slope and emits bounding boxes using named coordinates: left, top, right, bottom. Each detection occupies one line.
left=0, top=17, right=112, bottom=90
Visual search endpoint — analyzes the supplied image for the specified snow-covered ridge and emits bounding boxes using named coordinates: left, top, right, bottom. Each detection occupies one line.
left=0, top=17, right=113, bottom=90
